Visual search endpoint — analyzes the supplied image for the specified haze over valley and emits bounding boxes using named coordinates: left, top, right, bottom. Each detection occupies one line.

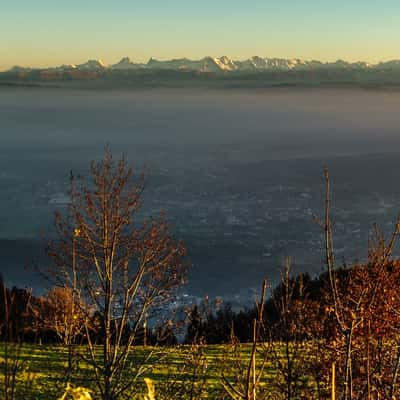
left=2, top=87, right=400, bottom=304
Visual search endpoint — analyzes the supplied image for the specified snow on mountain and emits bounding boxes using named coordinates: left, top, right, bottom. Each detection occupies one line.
left=266, top=58, right=299, bottom=70
left=147, top=57, right=193, bottom=70
left=236, top=57, right=324, bottom=71
left=76, top=59, right=107, bottom=70
left=5, top=56, right=396, bottom=74
left=112, top=57, right=145, bottom=69
left=214, top=56, right=237, bottom=71
left=144, top=56, right=237, bottom=72
left=45, top=64, right=77, bottom=71
left=59, top=64, right=77, bottom=70
left=236, top=56, right=269, bottom=71
left=197, top=57, right=226, bottom=72
left=235, top=58, right=373, bottom=71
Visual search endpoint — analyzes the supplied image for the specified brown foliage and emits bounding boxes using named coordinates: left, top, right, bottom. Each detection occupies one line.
left=38, top=287, right=86, bottom=345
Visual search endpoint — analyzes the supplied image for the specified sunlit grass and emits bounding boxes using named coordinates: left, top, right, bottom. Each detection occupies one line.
left=0, top=342, right=276, bottom=399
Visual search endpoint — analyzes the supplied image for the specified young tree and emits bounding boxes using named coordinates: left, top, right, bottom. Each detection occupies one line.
left=34, top=286, right=86, bottom=372
left=268, top=258, right=312, bottom=400
left=221, top=280, right=268, bottom=400
left=40, top=287, right=85, bottom=345
left=47, top=147, right=187, bottom=400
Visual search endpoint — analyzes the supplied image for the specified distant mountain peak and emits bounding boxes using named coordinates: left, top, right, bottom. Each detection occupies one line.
left=5, top=56, right=400, bottom=74
left=112, top=57, right=144, bottom=69
left=77, top=59, right=107, bottom=70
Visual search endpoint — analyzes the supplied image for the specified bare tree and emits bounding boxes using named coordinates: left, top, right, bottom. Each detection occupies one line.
left=47, top=146, right=187, bottom=400
left=318, top=168, right=400, bottom=400
left=268, top=258, right=313, bottom=400
left=221, top=280, right=268, bottom=400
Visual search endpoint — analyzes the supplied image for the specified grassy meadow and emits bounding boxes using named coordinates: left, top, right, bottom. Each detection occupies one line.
left=0, top=342, right=295, bottom=399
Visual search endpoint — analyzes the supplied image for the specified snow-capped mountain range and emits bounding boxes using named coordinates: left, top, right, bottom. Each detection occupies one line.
left=7, top=56, right=400, bottom=73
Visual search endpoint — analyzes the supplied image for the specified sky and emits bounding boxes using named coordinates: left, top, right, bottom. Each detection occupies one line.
left=1, top=0, right=400, bottom=70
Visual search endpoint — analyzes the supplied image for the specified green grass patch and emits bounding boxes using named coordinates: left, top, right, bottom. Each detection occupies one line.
left=0, top=342, right=319, bottom=399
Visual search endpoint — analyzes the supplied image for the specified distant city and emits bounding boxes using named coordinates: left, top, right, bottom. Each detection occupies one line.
left=2, top=152, right=400, bottom=307
left=2, top=87, right=400, bottom=309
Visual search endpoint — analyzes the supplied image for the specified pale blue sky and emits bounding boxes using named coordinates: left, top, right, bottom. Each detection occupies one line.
left=1, top=0, right=400, bottom=70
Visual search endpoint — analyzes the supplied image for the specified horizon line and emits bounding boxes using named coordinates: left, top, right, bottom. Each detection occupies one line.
left=3, top=54, right=400, bottom=72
